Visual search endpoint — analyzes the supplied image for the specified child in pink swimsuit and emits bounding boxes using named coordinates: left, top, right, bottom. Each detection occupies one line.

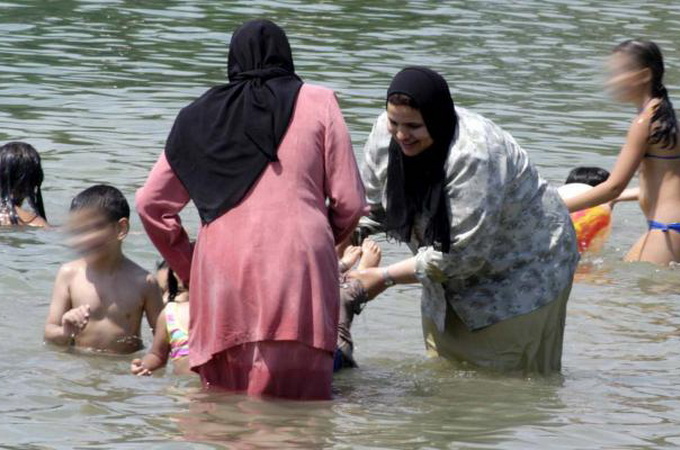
left=130, top=262, right=192, bottom=376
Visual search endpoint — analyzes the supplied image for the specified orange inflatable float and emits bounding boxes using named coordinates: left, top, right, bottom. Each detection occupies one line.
left=558, top=183, right=612, bottom=253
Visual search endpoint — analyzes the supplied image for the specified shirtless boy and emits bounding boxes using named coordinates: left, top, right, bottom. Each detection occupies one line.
left=44, top=185, right=163, bottom=354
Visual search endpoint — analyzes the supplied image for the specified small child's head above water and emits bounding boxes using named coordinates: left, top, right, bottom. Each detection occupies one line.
left=565, top=167, right=610, bottom=187
left=156, top=260, right=187, bottom=303
left=67, top=185, right=130, bottom=261
left=0, top=141, right=46, bottom=224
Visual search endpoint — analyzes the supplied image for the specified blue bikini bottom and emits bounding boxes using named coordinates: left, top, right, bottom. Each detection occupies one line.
left=648, top=220, right=680, bottom=233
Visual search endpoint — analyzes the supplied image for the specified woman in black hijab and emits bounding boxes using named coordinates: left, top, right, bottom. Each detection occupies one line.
left=137, top=19, right=366, bottom=399
left=355, top=67, right=579, bottom=374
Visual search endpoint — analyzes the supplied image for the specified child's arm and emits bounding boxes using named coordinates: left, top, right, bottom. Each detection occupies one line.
left=44, top=265, right=89, bottom=345
left=612, top=187, right=640, bottom=205
left=131, top=309, right=170, bottom=376
left=565, top=115, right=650, bottom=213
left=143, top=275, right=164, bottom=334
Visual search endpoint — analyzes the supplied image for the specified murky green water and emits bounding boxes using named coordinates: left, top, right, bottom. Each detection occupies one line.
left=2, top=1, right=680, bottom=448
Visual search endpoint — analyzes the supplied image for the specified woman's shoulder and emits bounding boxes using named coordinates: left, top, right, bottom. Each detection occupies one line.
left=453, top=106, right=520, bottom=154
left=298, top=83, right=337, bottom=102
left=363, top=111, right=392, bottom=158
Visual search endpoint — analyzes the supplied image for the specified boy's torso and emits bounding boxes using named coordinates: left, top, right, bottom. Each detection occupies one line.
left=67, top=257, right=150, bottom=354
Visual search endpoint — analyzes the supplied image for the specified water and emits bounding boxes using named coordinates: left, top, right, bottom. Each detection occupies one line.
left=1, top=0, right=680, bottom=447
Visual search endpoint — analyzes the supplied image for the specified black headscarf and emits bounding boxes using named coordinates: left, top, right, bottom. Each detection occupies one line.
left=165, top=19, right=303, bottom=224
left=384, top=67, right=457, bottom=253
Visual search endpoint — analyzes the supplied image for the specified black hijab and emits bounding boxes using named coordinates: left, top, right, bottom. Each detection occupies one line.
left=165, top=19, right=303, bottom=224
left=384, top=67, right=457, bottom=252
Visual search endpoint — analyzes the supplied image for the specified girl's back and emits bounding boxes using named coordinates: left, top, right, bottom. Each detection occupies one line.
left=639, top=126, right=680, bottom=222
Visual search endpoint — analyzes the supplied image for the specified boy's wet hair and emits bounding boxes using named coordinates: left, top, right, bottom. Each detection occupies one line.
left=565, top=167, right=610, bottom=187
left=70, top=184, right=130, bottom=222
left=0, top=141, right=47, bottom=224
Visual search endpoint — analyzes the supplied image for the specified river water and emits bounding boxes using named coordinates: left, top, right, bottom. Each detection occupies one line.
left=1, top=1, right=680, bottom=448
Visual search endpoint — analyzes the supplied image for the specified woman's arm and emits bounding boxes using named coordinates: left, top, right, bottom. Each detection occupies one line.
left=323, top=93, right=367, bottom=244
left=565, top=115, right=650, bottom=213
left=356, top=113, right=392, bottom=241
left=350, top=257, right=418, bottom=299
left=136, top=153, right=193, bottom=284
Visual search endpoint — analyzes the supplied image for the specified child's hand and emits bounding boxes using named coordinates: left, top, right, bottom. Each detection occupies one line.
left=61, top=305, right=90, bottom=337
left=130, top=358, right=152, bottom=376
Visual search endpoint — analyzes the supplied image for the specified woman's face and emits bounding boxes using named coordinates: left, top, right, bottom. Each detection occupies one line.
left=605, top=51, right=651, bottom=103
left=386, top=103, right=434, bottom=157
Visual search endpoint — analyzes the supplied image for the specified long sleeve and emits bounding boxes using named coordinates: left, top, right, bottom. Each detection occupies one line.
left=136, top=152, right=193, bottom=284
left=358, top=112, right=391, bottom=235
left=414, top=123, right=508, bottom=282
left=323, top=93, right=367, bottom=244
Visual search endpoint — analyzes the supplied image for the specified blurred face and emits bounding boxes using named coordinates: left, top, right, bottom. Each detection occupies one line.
left=386, top=103, right=434, bottom=157
left=606, top=52, right=652, bottom=103
left=67, top=208, right=128, bottom=263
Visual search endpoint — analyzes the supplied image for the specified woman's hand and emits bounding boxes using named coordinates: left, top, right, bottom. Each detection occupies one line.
left=425, top=262, right=448, bottom=283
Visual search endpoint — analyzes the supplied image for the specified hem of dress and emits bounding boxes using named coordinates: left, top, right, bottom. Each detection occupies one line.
left=189, top=333, right=337, bottom=369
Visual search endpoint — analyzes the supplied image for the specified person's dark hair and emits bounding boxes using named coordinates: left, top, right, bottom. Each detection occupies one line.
left=387, top=93, right=419, bottom=109
left=0, top=141, right=46, bottom=225
left=565, top=167, right=610, bottom=187
left=156, top=260, right=180, bottom=302
left=70, top=184, right=130, bottom=222
left=614, top=39, right=678, bottom=150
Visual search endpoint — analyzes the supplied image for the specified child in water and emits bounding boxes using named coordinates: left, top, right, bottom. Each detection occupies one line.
left=335, top=239, right=382, bottom=370
left=130, top=261, right=191, bottom=375
left=44, top=185, right=164, bottom=354
left=564, top=40, right=680, bottom=265
left=0, top=141, right=48, bottom=227
left=558, top=167, right=613, bottom=253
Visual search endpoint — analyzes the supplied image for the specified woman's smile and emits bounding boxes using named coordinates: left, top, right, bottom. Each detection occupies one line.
left=386, top=103, right=434, bottom=156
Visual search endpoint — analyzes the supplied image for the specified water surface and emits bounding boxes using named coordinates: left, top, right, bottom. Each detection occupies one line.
left=1, top=1, right=680, bottom=448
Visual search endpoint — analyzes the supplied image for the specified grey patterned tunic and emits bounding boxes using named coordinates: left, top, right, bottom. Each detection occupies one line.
left=361, top=107, right=579, bottom=332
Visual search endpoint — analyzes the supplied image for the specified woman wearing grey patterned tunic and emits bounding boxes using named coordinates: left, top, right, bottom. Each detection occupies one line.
left=353, top=67, right=579, bottom=373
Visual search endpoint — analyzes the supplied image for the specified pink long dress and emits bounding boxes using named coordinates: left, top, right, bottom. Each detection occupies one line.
left=136, top=84, right=366, bottom=399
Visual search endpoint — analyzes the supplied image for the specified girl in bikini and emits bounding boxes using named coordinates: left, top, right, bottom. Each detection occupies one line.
left=565, top=40, right=680, bottom=265
left=0, top=142, right=48, bottom=227
left=130, top=262, right=192, bottom=375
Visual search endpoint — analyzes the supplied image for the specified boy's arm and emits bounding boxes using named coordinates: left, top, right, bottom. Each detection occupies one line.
left=143, top=275, right=164, bottom=333
left=44, top=265, right=83, bottom=345
left=131, top=309, right=170, bottom=376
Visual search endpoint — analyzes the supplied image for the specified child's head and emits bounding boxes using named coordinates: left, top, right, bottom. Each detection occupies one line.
left=0, top=141, right=46, bottom=224
left=67, top=185, right=130, bottom=261
left=607, top=39, right=678, bottom=149
left=565, top=167, right=610, bottom=187
left=156, top=260, right=186, bottom=302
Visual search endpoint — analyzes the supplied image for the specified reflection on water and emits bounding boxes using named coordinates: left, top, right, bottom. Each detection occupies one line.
left=2, top=0, right=680, bottom=448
